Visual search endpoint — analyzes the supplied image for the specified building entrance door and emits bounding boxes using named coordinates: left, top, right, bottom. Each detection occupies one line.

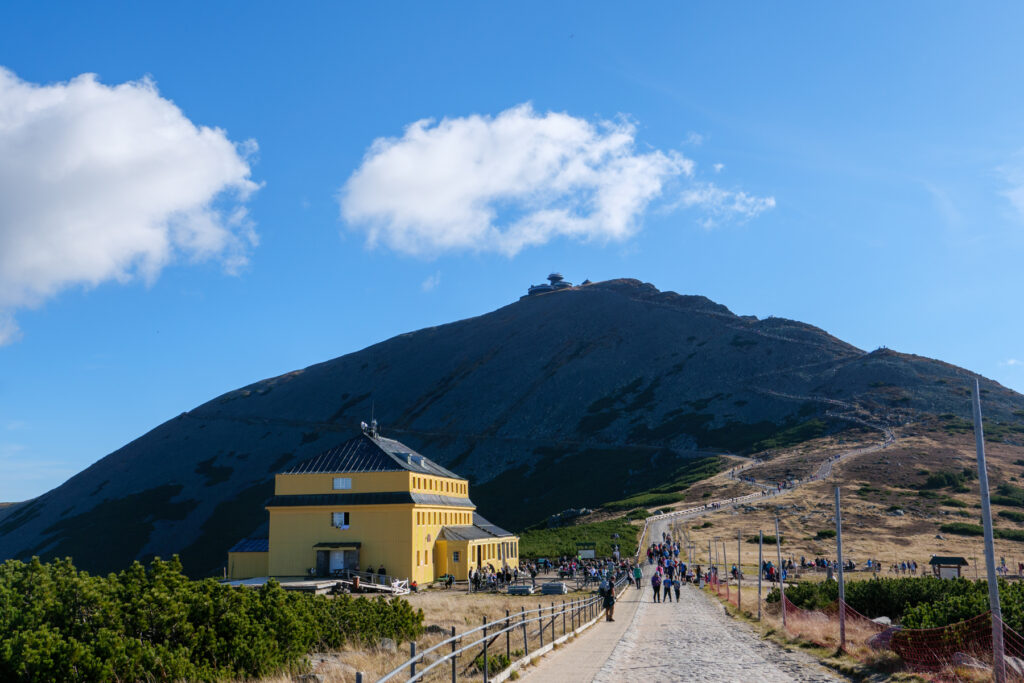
left=316, top=550, right=329, bottom=577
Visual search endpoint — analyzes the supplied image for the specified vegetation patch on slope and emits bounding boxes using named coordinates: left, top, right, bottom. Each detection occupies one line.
left=0, top=556, right=423, bottom=682
left=518, top=518, right=640, bottom=559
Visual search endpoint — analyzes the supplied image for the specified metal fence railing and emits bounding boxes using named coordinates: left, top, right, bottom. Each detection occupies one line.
left=369, top=571, right=632, bottom=683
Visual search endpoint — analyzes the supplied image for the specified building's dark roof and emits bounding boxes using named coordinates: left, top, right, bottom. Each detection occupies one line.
left=473, top=513, right=513, bottom=537
left=266, top=492, right=475, bottom=508
left=929, top=555, right=969, bottom=566
left=229, top=538, right=269, bottom=553
left=438, top=513, right=516, bottom=542
left=283, top=432, right=463, bottom=479
left=313, top=542, right=362, bottom=549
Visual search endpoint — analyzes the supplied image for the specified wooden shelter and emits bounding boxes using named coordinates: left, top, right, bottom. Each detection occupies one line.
left=929, top=555, right=968, bottom=579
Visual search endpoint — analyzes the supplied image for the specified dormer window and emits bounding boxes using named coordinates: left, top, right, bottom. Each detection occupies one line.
left=333, top=477, right=352, bottom=490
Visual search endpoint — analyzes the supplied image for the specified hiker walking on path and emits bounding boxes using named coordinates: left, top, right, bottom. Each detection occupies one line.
left=650, top=571, right=661, bottom=602
left=600, top=581, right=616, bottom=622
left=662, top=576, right=673, bottom=603
left=633, top=564, right=643, bottom=589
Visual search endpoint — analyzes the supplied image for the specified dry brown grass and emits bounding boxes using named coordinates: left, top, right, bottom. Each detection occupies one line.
left=705, top=586, right=923, bottom=680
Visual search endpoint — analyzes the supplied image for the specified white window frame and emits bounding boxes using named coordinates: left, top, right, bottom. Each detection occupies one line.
left=333, top=477, right=352, bottom=490
left=331, top=511, right=350, bottom=529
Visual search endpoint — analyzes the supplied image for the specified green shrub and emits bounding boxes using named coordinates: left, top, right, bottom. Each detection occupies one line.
left=0, top=556, right=423, bottom=682
left=919, top=469, right=973, bottom=491
left=814, top=529, right=836, bottom=540
left=747, top=535, right=782, bottom=544
left=997, top=528, right=1024, bottom=542
left=999, top=510, right=1024, bottom=523
left=940, top=497, right=967, bottom=508
left=938, top=522, right=1024, bottom=543
left=474, top=649, right=522, bottom=674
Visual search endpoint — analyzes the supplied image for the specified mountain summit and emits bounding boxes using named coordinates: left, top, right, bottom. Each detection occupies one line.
left=2, top=278, right=1021, bottom=576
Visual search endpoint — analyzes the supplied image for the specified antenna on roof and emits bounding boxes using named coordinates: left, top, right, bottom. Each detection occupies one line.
left=359, top=400, right=379, bottom=437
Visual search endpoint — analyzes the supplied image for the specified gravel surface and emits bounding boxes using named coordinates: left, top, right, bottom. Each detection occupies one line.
left=592, top=583, right=844, bottom=682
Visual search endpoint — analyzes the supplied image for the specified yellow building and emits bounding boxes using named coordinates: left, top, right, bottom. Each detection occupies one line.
left=227, top=424, right=518, bottom=584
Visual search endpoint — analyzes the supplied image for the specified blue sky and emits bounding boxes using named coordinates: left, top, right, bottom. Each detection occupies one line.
left=2, top=2, right=1023, bottom=501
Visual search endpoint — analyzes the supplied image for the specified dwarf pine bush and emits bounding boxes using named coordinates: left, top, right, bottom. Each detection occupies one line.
left=0, top=556, right=423, bottom=682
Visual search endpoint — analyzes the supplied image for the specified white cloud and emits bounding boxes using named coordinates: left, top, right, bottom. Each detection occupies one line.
left=421, top=271, right=441, bottom=292
left=1003, top=359, right=1022, bottom=367
left=340, top=104, right=694, bottom=257
left=676, top=183, right=776, bottom=229
left=713, top=163, right=725, bottom=173
left=0, top=67, right=259, bottom=344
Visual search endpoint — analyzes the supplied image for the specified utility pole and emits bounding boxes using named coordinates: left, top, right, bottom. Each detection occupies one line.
left=974, top=379, right=1005, bottom=683
left=757, top=530, right=763, bottom=620
left=835, top=486, right=846, bottom=650
left=737, top=530, right=742, bottom=612
left=775, top=517, right=786, bottom=629
left=722, top=539, right=729, bottom=599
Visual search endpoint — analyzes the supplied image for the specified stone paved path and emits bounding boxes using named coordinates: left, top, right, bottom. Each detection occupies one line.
left=522, top=582, right=646, bottom=683
left=591, top=583, right=843, bottom=682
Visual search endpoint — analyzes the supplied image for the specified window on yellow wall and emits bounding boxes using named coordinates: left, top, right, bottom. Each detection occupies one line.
left=427, top=550, right=431, bottom=563
left=416, top=550, right=420, bottom=566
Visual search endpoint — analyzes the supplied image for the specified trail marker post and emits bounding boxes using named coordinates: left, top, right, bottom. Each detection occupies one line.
left=835, top=485, right=846, bottom=650
left=974, top=378, right=1005, bottom=683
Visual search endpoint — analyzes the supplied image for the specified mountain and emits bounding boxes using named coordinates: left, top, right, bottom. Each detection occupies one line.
left=2, top=278, right=1022, bottom=577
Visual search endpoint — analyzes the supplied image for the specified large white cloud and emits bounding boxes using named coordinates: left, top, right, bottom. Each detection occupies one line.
left=340, top=104, right=697, bottom=257
left=0, top=67, right=259, bottom=344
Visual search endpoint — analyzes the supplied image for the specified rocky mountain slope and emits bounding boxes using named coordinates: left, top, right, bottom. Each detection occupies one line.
left=2, top=278, right=1022, bottom=577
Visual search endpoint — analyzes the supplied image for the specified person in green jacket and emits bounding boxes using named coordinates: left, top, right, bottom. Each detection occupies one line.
left=632, top=564, right=643, bottom=589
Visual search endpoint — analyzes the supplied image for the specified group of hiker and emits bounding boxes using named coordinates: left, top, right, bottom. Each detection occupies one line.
left=643, top=534, right=708, bottom=603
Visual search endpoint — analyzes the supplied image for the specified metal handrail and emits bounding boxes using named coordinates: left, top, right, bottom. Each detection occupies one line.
left=377, top=572, right=630, bottom=682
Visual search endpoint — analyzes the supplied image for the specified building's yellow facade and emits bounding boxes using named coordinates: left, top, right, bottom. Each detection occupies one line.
left=228, top=426, right=518, bottom=584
